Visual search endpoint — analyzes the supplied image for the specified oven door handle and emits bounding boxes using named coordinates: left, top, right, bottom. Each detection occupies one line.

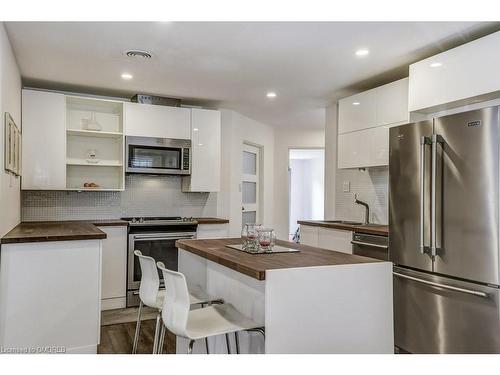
left=132, top=233, right=196, bottom=241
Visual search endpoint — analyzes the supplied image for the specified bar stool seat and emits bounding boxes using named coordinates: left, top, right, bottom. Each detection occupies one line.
left=185, top=303, right=262, bottom=340
left=155, top=285, right=218, bottom=309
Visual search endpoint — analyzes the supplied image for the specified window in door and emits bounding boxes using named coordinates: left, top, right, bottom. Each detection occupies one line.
left=242, top=144, right=260, bottom=227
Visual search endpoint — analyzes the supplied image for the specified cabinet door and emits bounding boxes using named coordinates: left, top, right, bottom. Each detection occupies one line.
left=409, top=31, right=500, bottom=112
left=100, top=226, right=127, bottom=308
left=197, top=224, right=229, bottom=239
left=182, top=108, right=221, bottom=192
left=317, top=228, right=352, bottom=254
left=375, top=78, right=409, bottom=127
left=338, top=90, right=377, bottom=134
left=338, top=127, right=389, bottom=169
left=299, top=225, right=318, bottom=247
left=21, top=90, right=66, bottom=190
left=124, top=102, right=190, bottom=139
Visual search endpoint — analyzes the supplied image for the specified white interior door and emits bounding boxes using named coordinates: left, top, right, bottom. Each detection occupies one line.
left=242, top=144, right=260, bottom=226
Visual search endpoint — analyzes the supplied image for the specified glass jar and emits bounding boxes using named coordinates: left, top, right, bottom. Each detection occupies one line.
left=241, top=223, right=261, bottom=250
left=257, top=228, right=276, bottom=252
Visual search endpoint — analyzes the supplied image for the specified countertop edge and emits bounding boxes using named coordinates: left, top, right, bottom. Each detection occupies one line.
left=298, top=220, right=388, bottom=236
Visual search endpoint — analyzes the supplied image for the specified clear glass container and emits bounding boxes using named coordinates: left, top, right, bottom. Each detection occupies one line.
left=257, top=228, right=276, bottom=252
left=241, top=223, right=261, bottom=250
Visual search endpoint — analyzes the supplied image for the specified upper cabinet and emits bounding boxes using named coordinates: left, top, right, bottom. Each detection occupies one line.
left=338, top=78, right=409, bottom=134
left=22, top=89, right=125, bottom=191
left=338, top=90, right=377, bottom=133
left=124, top=102, right=191, bottom=139
left=337, top=78, right=409, bottom=169
left=22, top=90, right=66, bottom=190
left=409, top=31, right=500, bottom=113
left=182, top=108, right=221, bottom=192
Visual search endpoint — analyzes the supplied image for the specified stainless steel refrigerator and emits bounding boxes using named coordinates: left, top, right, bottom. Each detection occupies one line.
left=389, top=106, right=500, bottom=353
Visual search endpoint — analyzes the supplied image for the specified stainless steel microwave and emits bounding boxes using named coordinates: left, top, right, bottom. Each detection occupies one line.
left=126, top=136, right=191, bottom=175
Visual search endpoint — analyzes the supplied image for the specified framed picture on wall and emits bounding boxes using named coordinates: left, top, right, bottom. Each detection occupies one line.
left=4, top=112, right=21, bottom=176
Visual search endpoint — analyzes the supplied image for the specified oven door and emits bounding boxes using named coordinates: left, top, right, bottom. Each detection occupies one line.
left=126, top=136, right=191, bottom=175
left=127, top=232, right=195, bottom=292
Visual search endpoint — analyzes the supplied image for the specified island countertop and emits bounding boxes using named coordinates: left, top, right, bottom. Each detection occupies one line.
left=176, top=238, right=381, bottom=281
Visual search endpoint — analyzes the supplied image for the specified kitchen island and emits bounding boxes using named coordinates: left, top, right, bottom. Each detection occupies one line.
left=176, top=238, right=394, bottom=354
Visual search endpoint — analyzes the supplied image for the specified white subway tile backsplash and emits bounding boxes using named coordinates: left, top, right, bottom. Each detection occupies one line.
left=22, top=174, right=218, bottom=221
left=335, top=166, right=388, bottom=224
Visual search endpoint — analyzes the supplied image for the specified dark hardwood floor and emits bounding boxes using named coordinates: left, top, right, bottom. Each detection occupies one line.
left=98, top=320, right=176, bottom=354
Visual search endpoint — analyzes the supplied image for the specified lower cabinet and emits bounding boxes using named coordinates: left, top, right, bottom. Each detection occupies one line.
left=299, top=225, right=319, bottom=247
left=300, top=225, right=353, bottom=254
left=100, top=226, right=128, bottom=311
left=197, top=224, right=229, bottom=239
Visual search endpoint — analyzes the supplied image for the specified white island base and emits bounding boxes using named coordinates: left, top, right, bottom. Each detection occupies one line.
left=177, top=248, right=394, bottom=354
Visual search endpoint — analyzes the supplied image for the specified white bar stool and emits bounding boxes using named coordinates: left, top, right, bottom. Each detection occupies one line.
left=132, top=250, right=222, bottom=354
left=157, top=262, right=265, bottom=354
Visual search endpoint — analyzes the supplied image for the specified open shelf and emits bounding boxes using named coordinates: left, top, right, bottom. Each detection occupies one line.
left=65, top=96, right=125, bottom=191
left=66, top=129, right=123, bottom=138
left=66, top=158, right=123, bottom=167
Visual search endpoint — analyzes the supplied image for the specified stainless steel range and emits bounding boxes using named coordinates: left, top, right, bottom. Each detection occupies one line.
left=123, top=216, right=198, bottom=307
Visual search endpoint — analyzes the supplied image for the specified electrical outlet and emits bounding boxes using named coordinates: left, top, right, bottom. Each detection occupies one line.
left=342, top=181, right=350, bottom=192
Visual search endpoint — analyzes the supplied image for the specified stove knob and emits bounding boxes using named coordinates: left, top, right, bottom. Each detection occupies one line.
left=131, top=218, right=137, bottom=223
left=139, top=217, right=144, bottom=223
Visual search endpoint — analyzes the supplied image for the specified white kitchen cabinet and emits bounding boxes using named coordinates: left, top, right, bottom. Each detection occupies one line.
left=409, top=31, right=500, bottom=113
left=338, top=89, right=377, bottom=134
left=197, top=224, right=229, bottom=239
left=124, top=102, right=191, bottom=139
left=339, top=78, right=409, bottom=134
left=299, top=225, right=319, bottom=247
left=100, top=226, right=127, bottom=310
left=317, top=227, right=353, bottom=254
left=338, top=126, right=389, bottom=169
left=375, top=78, right=409, bottom=127
left=182, top=108, right=221, bottom=192
left=21, top=89, right=66, bottom=190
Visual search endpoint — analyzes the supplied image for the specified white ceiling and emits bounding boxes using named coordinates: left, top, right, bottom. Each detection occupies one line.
left=5, top=22, right=499, bottom=129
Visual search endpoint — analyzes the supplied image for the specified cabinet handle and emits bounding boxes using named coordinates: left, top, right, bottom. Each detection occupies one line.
left=351, top=240, right=388, bottom=249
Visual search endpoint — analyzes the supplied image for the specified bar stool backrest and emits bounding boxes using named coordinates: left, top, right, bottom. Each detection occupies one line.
left=157, top=262, right=190, bottom=338
left=134, top=250, right=160, bottom=307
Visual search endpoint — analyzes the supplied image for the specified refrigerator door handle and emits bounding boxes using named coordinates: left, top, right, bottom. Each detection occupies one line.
left=430, top=134, right=443, bottom=257
left=393, top=272, right=489, bottom=298
left=420, top=136, right=431, bottom=254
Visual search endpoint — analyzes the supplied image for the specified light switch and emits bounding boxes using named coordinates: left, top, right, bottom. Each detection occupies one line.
left=342, top=181, right=350, bottom=192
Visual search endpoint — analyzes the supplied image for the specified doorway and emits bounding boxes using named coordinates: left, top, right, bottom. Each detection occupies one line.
left=288, top=148, right=325, bottom=240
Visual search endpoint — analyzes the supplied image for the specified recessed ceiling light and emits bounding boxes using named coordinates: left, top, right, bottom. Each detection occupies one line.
left=121, top=73, right=133, bottom=80
left=355, top=49, right=369, bottom=57
left=193, top=128, right=199, bottom=132
left=430, top=62, right=443, bottom=68
left=266, top=92, right=277, bottom=98
left=352, top=102, right=360, bottom=106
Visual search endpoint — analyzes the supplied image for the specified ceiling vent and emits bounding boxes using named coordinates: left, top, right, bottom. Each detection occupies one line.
left=125, top=50, right=152, bottom=59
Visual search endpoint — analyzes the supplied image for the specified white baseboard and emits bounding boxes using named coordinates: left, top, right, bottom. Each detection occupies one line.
left=101, top=297, right=126, bottom=311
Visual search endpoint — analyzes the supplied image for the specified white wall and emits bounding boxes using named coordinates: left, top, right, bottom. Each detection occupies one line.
left=218, top=110, right=275, bottom=237
left=0, top=23, right=21, bottom=236
left=274, top=128, right=325, bottom=240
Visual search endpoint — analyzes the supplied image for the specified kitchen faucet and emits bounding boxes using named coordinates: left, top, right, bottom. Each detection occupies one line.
left=354, top=194, right=370, bottom=225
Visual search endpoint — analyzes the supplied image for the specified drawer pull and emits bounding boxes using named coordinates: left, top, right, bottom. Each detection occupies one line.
left=351, top=240, right=388, bottom=249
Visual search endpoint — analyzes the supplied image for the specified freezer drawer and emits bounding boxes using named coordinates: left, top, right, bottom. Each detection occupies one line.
left=393, top=266, right=500, bottom=353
